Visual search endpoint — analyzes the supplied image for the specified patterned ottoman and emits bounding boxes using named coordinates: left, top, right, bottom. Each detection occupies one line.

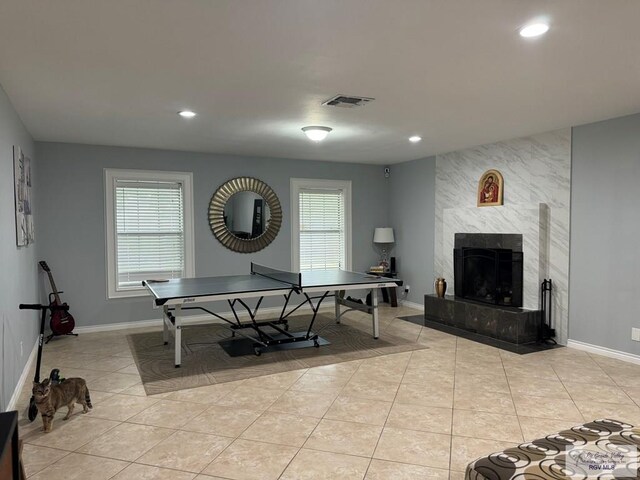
left=465, top=419, right=640, bottom=479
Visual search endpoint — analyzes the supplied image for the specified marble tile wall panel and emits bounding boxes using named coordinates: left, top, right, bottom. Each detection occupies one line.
left=442, top=206, right=544, bottom=312
left=434, top=129, right=571, bottom=345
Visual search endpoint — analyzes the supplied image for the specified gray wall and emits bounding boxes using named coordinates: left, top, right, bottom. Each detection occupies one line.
left=388, top=157, right=436, bottom=305
left=569, top=113, right=640, bottom=354
left=34, top=142, right=389, bottom=327
left=0, top=84, right=37, bottom=411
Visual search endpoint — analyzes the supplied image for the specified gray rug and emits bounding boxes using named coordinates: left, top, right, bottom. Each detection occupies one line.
left=127, top=314, right=428, bottom=395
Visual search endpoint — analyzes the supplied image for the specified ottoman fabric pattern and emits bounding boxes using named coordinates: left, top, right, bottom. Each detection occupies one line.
left=465, top=419, right=640, bottom=479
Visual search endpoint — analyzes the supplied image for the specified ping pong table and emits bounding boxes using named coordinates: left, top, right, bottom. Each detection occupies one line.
left=143, top=263, right=403, bottom=367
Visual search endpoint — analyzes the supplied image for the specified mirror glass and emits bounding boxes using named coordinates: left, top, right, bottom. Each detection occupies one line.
left=223, top=192, right=271, bottom=240
left=209, top=177, right=282, bottom=253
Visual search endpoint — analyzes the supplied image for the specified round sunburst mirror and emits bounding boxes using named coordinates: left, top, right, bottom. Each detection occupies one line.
left=208, top=177, right=282, bottom=253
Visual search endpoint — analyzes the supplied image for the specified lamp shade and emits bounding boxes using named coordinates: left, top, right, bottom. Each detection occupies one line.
left=373, top=227, right=394, bottom=243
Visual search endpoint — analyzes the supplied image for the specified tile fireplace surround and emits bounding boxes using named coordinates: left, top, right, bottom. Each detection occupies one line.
left=441, top=205, right=548, bottom=309
left=434, top=128, right=571, bottom=344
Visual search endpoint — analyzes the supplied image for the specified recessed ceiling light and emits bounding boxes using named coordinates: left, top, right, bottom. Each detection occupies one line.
left=409, top=136, right=422, bottom=143
left=519, top=23, right=549, bottom=38
left=302, top=126, right=332, bottom=142
left=178, top=110, right=197, bottom=118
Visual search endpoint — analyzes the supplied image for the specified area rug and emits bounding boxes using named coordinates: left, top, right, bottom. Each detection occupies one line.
left=127, top=313, right=428, bottom=395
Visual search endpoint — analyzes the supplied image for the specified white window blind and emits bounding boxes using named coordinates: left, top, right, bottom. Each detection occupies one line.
left=299, top=188, right=345, bottom=270
left=115, top=180, right=185, bottom=288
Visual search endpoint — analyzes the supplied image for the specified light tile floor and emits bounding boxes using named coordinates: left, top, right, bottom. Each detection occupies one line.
left=14, top=305, right=640, bottom=480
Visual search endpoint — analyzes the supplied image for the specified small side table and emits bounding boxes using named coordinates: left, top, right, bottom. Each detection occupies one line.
left=367, top=271, right=399, bottom=307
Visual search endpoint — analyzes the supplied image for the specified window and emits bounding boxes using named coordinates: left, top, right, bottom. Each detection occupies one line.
left=291, top=178, right=352, bottom=271
left=105, top=169, right=194, bottom=298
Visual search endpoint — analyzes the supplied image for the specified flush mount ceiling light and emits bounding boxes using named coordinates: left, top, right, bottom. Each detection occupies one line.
left=178, top=110, right=197, bottom=118
left=409, top=135, right=422, bottom=143
left=519, top=23, right=549, bottom=38
left=301, top=126, right=332, bottom=142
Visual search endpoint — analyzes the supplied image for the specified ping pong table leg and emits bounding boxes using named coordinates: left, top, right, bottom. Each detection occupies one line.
left=174, top=305, right=182, bottom=368
left=163, top=306, right=169, bottom=345
left=371, top=288, right=380, bottom=339
left=334, top=291, right=341, bottom=324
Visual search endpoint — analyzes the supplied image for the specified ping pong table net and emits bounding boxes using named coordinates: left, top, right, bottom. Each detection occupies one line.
left=250, top=263, right=302, bottom=291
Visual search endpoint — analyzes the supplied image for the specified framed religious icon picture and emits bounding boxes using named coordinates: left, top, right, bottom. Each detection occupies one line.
left=477, top=169, right=504, bottom=207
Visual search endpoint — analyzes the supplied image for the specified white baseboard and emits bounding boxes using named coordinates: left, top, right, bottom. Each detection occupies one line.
left=567, top=339, right=640, bottom=366
left=74, top=318, right=166, bottom=333
left=7, top=338, right=39, bottom=411
left=74, top=304, right=333, bottom=334
left=399, top=300, right=424, bottom=311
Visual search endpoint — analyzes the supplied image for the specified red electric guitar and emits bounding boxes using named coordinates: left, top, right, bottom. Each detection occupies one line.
left=39, top=261, right=77, bottom=343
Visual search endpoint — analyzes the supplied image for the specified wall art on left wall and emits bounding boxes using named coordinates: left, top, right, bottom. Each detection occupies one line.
left=14, top=146, right=34, bottom=246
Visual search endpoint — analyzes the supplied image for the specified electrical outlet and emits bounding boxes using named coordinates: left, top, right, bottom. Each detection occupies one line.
left=404, top=285, right=410, bottom=293
left=20, top=341, right=23, bottom=357
left=632, top=328, right=640, bottom=342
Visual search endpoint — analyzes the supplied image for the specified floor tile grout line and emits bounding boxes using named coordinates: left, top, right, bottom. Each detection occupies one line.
left=105, top=460, right=131, bottom=480
left=362, top=330, right=415, bottom=479
left=551, top=364, right=601, bottom=423
left=448, top=336, right=459, bottom=474
left=132, top=438, right=231, bottom=477
left=498, top=347, right=526, bottom=443
left=22, top=447, right=73, bottom=479
left=133, top=427, right=232, bottom=475
left=297, top=443, right=453, bottom=469
left=34, top=450, right=132, bottom=480
left=45, top=417, right=125, bottom=455
left=76, top=421, right=172, bottom=464
left=558, top=375, right=637, bottom=411
left=275, top=446, right=303, bottom=479
left=125, top=460, right=209, bottom=477
left=195, top=432, right=251, bottom=477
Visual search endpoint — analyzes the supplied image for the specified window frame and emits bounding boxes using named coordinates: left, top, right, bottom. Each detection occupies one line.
left=290, top=178, right=352, bottom=272
left=104, top=168, right=195, bottom=299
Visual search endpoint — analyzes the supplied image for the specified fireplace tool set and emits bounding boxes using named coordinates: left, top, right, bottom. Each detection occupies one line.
left=539, top=279, right=556, bottom=344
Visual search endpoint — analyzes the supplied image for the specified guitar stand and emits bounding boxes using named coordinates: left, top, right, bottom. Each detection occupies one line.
left=45, top=331, right=78, bottom=344
left=43, top=291, right=78, bottom=343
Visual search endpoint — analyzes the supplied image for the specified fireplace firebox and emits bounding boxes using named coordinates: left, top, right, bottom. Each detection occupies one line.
left=453, top=233, right=523, bottom=307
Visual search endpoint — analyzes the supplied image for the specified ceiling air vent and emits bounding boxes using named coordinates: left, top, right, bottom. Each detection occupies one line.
left=322, top=94, right=374, bottom=108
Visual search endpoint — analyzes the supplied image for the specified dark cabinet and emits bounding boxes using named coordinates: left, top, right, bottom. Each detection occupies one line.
left=0, top=411, right=23, bottom=480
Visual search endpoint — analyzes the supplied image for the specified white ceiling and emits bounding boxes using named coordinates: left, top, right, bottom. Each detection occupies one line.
left=0, top=1, right=639, bottom=164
